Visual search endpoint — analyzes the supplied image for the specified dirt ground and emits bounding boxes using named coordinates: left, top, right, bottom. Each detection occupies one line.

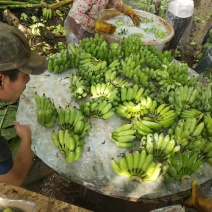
left=180, top=0, right=212, bottom=68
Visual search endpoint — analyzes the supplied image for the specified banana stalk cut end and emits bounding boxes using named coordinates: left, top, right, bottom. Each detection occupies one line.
left=181, top=175, right=191, bottom=181
left=131, top=175, right=142, bottom=182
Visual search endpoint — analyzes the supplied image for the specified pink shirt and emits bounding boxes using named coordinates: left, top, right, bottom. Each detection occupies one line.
left=68, top=0, right=125, bottom=29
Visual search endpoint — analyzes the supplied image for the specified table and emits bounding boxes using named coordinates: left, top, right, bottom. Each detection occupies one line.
left=16, top=67, right=211, bottom=202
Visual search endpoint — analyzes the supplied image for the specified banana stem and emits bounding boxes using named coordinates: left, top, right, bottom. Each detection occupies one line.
left=48, top=0, right=73, bottom=10
left=0, top=4, right=41, bottom=9
left=0, top=1, right=26, bottom=5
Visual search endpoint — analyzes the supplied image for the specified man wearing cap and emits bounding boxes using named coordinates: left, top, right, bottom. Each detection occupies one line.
left=0, top=22, right=47, bottom=185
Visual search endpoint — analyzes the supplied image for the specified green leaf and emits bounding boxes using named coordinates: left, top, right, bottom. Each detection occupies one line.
left=0, top=102, right=18, bottom=140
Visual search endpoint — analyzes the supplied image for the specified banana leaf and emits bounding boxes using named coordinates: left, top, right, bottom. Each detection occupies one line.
left=0, top=101, right=18, bottom=141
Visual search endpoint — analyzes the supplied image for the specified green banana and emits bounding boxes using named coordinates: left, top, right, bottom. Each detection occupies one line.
left=101, top=103, right=113, bottom=115
left=65, top=151, right=76, bottom=163
left=58, top=129, right=65, bottom=149
left=114, top=124, right=133, bottom=133
left=125, top=152, right=134, bottom=172
left=101, top=110, right=114, bottom=119
left=115, top=129, right=136, bottom=136
left=192, top=122, right=204, bottom=137
left=75, top=146, right=83, bottom=161
left=115, top=141, right=134, bottom=148
left=51, top=130, right=60, bottom=148
left=111, top=159, right=122, bottom=175
left=142, top=154, right=154, bottom=171
left=35, top=92, right=41, bottom=109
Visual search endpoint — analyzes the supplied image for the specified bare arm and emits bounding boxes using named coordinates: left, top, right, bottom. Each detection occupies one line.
left=0, top=122, right=32, bottom=186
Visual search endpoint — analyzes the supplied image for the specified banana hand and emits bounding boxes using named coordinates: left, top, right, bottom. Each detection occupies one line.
left=123, top=6, right=140, bottom=27
left=95, top=20, right=116, bottom=34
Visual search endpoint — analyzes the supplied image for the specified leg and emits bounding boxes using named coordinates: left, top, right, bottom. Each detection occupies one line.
left=164, top=12, right=192, bottom=55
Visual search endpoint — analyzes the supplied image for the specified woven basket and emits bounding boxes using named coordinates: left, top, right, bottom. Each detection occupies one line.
left=100, top=9, right=174, bottom=50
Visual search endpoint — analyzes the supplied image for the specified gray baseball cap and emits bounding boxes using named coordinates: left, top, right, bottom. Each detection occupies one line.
left=0, top=22, right=47, bottom=74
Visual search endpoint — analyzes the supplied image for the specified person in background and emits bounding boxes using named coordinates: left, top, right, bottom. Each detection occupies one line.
left=194, top=25, right=212, bottom=74
left=64, top=0, right=141, bottom=45
left=154, top=0, right=194, bottom=56
left=0, top=22, right=47, bottom=186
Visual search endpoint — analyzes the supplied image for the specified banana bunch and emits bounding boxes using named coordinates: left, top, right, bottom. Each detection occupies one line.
left=133, top=119, right=162, bottom=137
left=108, top=59, right=121, bottom=72
left=152, top=69, right=174, bottom=91
left=51, top=130, right=84, bottom=163
left=143, top=49, right=163, bottom=70
left=90, top=82, right=119, bottom=102
left=76, top=53, right=107, bottom=85
left=121, top=54, right=149, bottom=87
left=119, top=36, right=143, bottom=56
left=69, top=74, right=89, bottom=99
left=161, top=50, right=173, bottom=66
left=35, top=92, right=57, bottom=128
left=77, top=34, right=109, bottom=60
left=104, top=59, right=121, bottom=82
left=110, top=124, right=136, bottom=148
left=104, top=68, right=117, bottom=82
left=107, top=43, right=124, bottom=64
left=144, top=48, right=166, bottom=70
left=180, top=108, right=203, bottom=119
left=147, top=103, right=177, bottom=128
left=133, top=71, right=149, bottom=88
left=116, top=99, right=150, bottom=119
left=200, top=142, right=212, bottom=163
left=110, top=77, right=133, bottom=88
left=79, top=99, right=115, bottom=120
left=192, top=85, right=212, bottom=112
left=42, top=8, right=53, bottom=20
left=174, top=118, right=205, bottom=146
left=141, top=133, right=180, bottom=161
left=48, top=49, right=74, bottom=74
left=186, top=137, right=207, bottom=152
left=120, top=84, right=145, bottom=103
left=163, top=151, right=203, bottom=182
left=119, top=36, right=162, bottom=69
left=104, top=59, right=120, bottom=83
left=153, top=62, right=197, bottom=92
left=111, top=150, right=162, bottom=182
left=57, top=106, right=91, bottom=139
left=166, top=62, right=189, bottom=85
left=121, top=54, right=142, bottom=77
left=51, top=24, right=65, bottom=36
left=141, top=67, right=155, bottom=80
left=168, top=85, right=199, bottom=114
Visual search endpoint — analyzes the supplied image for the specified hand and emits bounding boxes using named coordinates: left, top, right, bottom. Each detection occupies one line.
left=123, top=6, right=140, bottom=27
left=95, top=20, right=116, bottom=34
left=14, top=121, right=31, bottom=142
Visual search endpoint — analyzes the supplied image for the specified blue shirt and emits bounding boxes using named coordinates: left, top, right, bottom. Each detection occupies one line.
left=0, top=136, right=13, bottom=175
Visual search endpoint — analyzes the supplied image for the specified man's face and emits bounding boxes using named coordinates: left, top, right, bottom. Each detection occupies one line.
left=0, top=71, right=30, bottom=102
